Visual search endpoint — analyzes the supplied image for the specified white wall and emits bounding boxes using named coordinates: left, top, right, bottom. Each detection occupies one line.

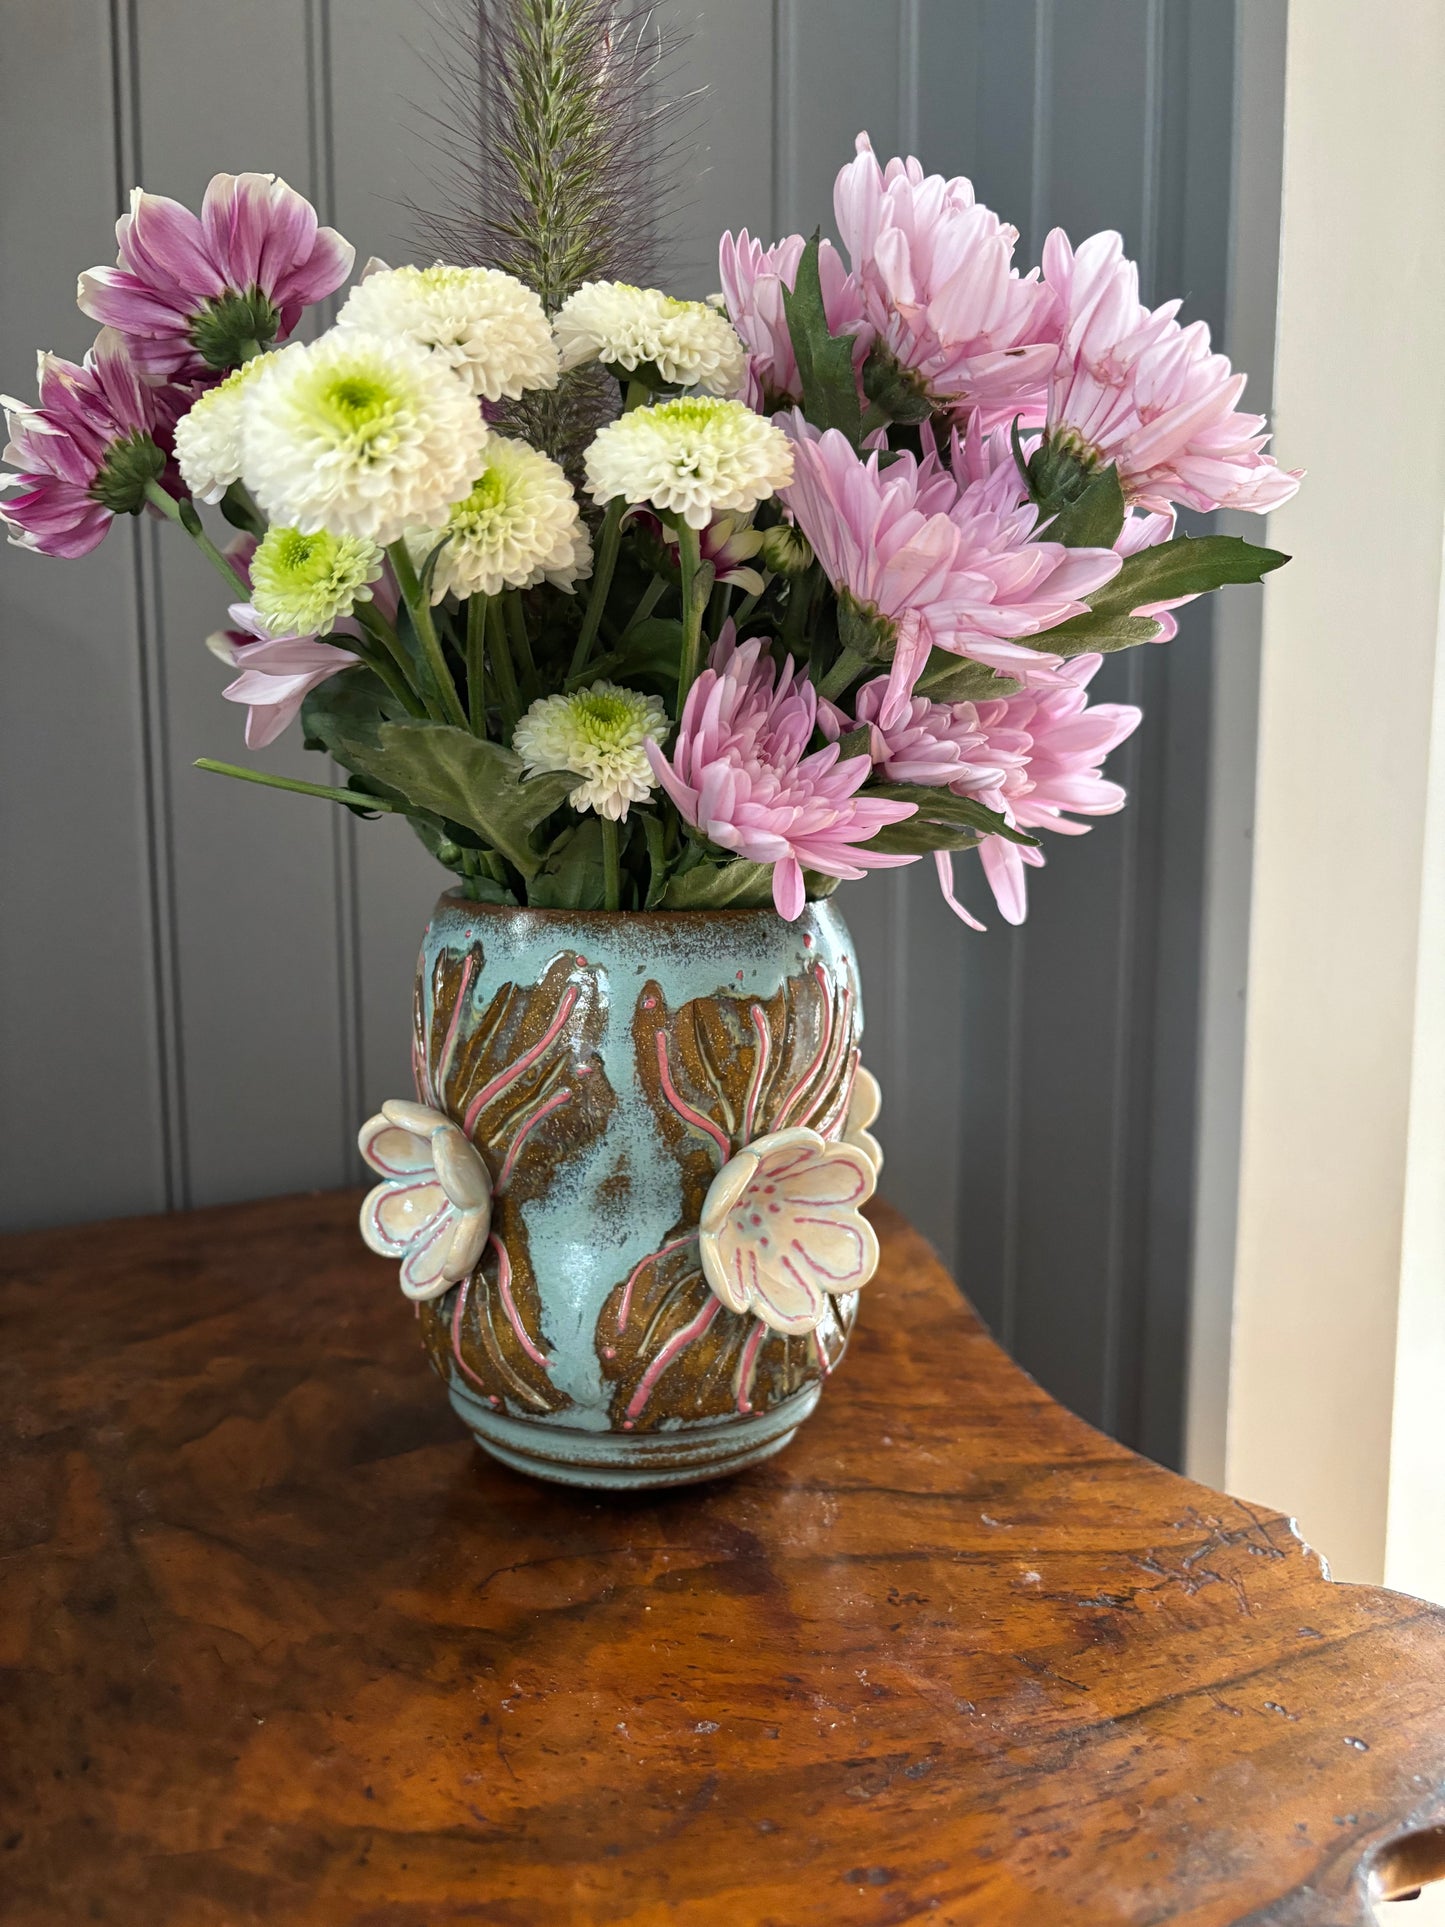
left=1223, top=0, right=1445, bottom=1587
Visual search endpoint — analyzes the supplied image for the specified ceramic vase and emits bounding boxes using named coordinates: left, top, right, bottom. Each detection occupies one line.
left=358, top=893, right=883, bottom=1489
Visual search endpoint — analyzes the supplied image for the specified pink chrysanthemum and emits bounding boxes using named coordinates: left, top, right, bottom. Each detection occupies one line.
left=827, top=676, right=1032, bottom=804
left=78, top=173, right=354, bottom=381
left=933, top=654, right=1143, bottom=927
left=1041, top=229, right=1301, bottom=515
left=645, top=629, right=917, bottom=920
left=832, top=133, right=1056, bottom=421
left=0, top=329, right=178, bottom=558
left=717, top=230, right=869, bottom=408
left=779, top=419, right=1119, bottom=723
left=207, top=601, right=358, bottom=749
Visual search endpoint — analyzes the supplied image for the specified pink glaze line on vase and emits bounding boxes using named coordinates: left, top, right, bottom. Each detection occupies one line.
left=796, top=983, right=855, bottom=1130
left=490, top=1233, right=550, bottom=1370
left=623, top=1295, right=722, bottom=1425
left=654, top=1031, right=732, bottom=1162
left=433, top=950, right=478, bottom=1105
left=734, top=1317, right=769, bottom=1413
left=450, top=1275, right=497, bottom=1399
left=616, top=1232, right=700, bottom=1333
left=494, top=1086, right=572, bottom=1192
left=741, top=1004, right=772, bottom=1142
left=773, top=964, right=836, bottom=1127
left=812, top=1046, right=861, bottom=1141
left=463, top=984, right=580, bottom=1137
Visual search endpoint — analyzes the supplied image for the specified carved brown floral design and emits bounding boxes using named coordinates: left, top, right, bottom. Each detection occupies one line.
left=599, top=954, right=862, bottom=1430
left=415, top=942, right=614, bottom=1416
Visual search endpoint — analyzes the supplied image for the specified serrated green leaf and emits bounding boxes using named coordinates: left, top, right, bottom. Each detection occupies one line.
left=660, top=859, right=778, bottom=911
left=1024, top=609, right=1164, bottom=657
left=781, top=231, right=863, bottom=444
left=1089, top=534, right=1289, bottom=617
left=913, top=652, right=1023, bottom=703
left=1036, top=465, right=1126, bottom=548
left=866, top=782, right=1037, bottom=845
left=528, top=816, right=609, bottom=908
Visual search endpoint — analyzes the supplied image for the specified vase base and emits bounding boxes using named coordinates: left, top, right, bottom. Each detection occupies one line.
left=447, top=1380, right=822, bottom=1490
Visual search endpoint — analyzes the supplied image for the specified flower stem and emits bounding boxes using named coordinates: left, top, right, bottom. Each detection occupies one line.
left=386, top=540, right=468, bottom=729
left=487, top=594, right=523, bottom=733
left=466, top=594, right=489, bottom=733
left=194, top=758, right=401, bottom=811
left=506, top=591, right=539, bottom=696
left=236, top=338, right=265, bottom=366
left=570, top=496, right=624, bottom=680
left=144, top=481, right=247, bottom=595
left=621, top=574, right=668, bottom=638
left=675, top=522, right=707, bottom=714
left=601, top=815, right=622, bottom=911
left=352, top=601, right=425, bottom=713
left=816, top=645, right=871, bottom=703
left=343, top=621, right=426, bottom=718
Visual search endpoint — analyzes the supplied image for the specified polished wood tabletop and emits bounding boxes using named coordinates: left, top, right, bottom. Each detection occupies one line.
left=3, top=1191, right=1445, bottom=1925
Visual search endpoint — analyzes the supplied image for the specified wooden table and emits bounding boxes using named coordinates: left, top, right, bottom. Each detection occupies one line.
left=4, top=1193, right=1445, bottom=1925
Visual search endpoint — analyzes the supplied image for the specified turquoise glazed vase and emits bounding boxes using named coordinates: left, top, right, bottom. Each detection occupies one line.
left=358, top=893, right=883, bottom=1489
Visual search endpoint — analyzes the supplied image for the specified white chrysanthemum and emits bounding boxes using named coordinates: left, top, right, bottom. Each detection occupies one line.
left=585, top=396, right=794, bottom=530
left=555, top=281, right=746, bottom=395
left=238, top=330, right=488, bottom=546
left=249, top=525, right=383, bottom=636
left=411, top=436, right=592, bottom=602
left=337, top=262, right=559, bottom=402
left=173, top=359, right=265, bottom=503
left=512, top=681, right=668, bottom=821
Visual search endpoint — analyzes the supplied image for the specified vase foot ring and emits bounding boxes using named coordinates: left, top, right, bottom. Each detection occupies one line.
left=448, top=1381, right=822, bottom=1490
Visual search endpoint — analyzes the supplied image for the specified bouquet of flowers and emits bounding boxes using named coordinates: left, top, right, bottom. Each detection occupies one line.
left=0, top=12, right=1297, bottom=933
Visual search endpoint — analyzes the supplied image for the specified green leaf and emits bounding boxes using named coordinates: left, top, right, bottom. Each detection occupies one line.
left=781, top=231, right=863, bottom=445
left=1089, top=533, right=1289, bottom=617
left=1024, top=609, right=1164, bottom=657
left=300, top=663, right=406, bottom=754
left=660, top=859, right=778, bottom=911
left=640, top=811, right=669, bottom=909
left=836, top=725, right=873, bottom=765
left=1037, top=465, right=1126, bottom=549
left=913, top=652, right=1023, bottom=703
left=308, top=692, right=575, bottom=880
left=866, top=782, right=1038, bottom=846
left=528, top=816, right=609, bottom=908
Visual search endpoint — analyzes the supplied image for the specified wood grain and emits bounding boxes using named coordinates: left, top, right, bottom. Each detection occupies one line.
left=2, top=1192, right=1443, bottom=1925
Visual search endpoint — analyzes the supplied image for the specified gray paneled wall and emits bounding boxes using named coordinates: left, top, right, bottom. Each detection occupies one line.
left=0, top=2, right=1259, bottom=1467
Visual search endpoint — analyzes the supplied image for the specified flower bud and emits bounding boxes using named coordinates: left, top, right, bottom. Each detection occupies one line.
left=759, top=523, right=813, bottom=576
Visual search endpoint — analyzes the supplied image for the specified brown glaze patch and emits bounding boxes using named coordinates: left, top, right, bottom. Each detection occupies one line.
left=599, top=956, right=861, bottom=1429
left=414, top=943, right=614, bottom=1416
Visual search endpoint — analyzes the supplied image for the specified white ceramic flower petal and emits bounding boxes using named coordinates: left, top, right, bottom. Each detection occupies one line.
left=699, top=1147, right=760, bottom=1235
left=751, top=1255, right=826, bottom=1334
left=441, top=1204, right=490, bottom=1283
left=433, top=1123, right=492, bottom=1211
left=775, top=1144, right=874, bottom=1208
left=699, top=1225, right=755, bottom=1314
left=361, top=1176, right=449, bottom=1257
left=399, top=1212, right=458, bottom=1301
left=842, top=1066, right=884, bottom=1175
left=786, top=1211, right=880, bottom=1290
left=357, top=1114, right=432, bottom=1179
left=382, top=1097, right=450, bottom=1137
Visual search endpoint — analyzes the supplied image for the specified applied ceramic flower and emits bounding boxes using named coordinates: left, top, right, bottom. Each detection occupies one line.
left=359, top=1099, right=492, bottom=1300
left=842, top=1066, right=884, bottom=1175
left=699, top=1125, right=880, bottom=1334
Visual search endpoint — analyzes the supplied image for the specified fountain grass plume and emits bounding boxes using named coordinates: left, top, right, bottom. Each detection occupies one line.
left=415, top=0, right=699, bottom=475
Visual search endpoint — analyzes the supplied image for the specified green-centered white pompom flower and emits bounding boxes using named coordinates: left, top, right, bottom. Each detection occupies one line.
left=173, top=358, right=265, bottom=503
left=555, top=282, right=746, bottom=395
left=249, top=526, right=383, bottom=637
left=337, top=262, right=560, bottom=402
left=410, top=436, right=592, bottom=603
left=512, top=681, right=669, bottom=821
left=584, top=396, right=794, bottom=530
left=239, top=330, right=488, bottom=546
